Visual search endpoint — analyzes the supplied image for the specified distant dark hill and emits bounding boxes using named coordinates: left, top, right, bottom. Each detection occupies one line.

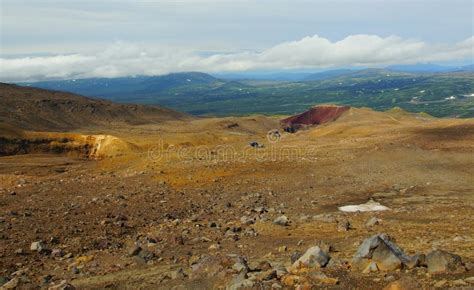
left=343, top=68, right=412, bottom=78
left=387, top=64, right=455, bottom=73
left=0, top=83, right=190, bottom=131
left=214, top=72, right=313, bottom=81
left=303, top=69, right=354, bottom=81
left=457, top=64, right=474, bottom=72
left=22, top=72, right=220, bottom=102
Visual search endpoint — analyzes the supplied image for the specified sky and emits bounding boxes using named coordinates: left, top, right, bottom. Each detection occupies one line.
left=0, top=0, right=473, bottom=81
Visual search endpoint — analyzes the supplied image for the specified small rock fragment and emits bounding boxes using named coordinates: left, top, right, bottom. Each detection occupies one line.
left=30, top=241, right=47, bottom=253
left=273, top=215, right=289, bottom=226
left=365, top=217, right=381, bottom=228
left=362, top=261, right=378, bottom=273
left=337, top=220, right=351, bottom=232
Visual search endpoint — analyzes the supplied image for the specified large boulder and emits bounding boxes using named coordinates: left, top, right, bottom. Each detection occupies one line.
left=426, top=250, right=464, bottom=273
left=292, top=246, right=330, bottom=269
left=371, top=242, right=402, bottom=271
left=352, top=234, right=417, bottom=271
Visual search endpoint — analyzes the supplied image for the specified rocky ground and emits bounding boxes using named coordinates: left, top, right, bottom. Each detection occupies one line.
left=1, top=108, right=474, bottom=289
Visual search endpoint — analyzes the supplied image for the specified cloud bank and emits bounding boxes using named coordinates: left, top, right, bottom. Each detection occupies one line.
left=1, top=34, right=472, bottom=82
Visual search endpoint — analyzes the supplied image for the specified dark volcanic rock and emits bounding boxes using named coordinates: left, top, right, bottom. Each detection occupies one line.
left=352, top=234, right=418, bottom=271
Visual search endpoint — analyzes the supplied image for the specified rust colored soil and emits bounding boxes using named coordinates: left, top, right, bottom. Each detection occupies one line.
left=281, top=105, right=351, bottom=127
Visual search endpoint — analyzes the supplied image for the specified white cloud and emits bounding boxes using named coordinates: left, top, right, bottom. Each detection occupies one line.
left=0, top=35, right=472, bottom=82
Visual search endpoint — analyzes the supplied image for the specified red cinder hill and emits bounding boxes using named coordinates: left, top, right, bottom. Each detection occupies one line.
left=281, top=105, right=350, bottom=131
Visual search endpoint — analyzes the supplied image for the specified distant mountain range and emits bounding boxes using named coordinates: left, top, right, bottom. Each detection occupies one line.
left=17, top=65, right=474, bottom=118
left=213, top=64, right=473, bottom=81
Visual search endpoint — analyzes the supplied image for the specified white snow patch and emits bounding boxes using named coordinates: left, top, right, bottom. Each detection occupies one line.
left=338, top=200, right=390, bottom=212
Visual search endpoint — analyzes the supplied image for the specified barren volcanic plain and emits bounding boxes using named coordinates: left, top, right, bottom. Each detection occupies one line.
left=1, top=84, right=474, bottom=289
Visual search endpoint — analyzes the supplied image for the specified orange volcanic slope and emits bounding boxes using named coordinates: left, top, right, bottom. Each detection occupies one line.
left=281, top=105, right=350, bottom=130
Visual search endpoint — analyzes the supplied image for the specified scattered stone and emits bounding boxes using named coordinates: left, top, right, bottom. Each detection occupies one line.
left=383, top=277, right=421, bottom=290
left=337, top=220, right=351, bottom=232
left=249, top=260, right=269, bottom=272
left=281, top=274, right=309, bottom=287
left=128, top=244, right=153, bottom=261
left=51, top=249, right=64, bottom=258
left=465, top=276, right=474, bottom=284
left=278, top=245, right=287, bottom=252
left=273, top=215, right=289, bottom=226
left=228, top=278, right=254, bottom=290
left=404, top=254, right=425, bottom=269
left=249, top=141, right=264, bottom=148
left=240, top=216, right=255, bottom=225
left=188, top=255, right=201, bottom=266
left=75, top=255, right=94, bottom=265
left=426, top=250, right=463, bottom=273
left=290, top=251, right=303, bottom=264
left=42, top=275, right=52, bottom=286
left=452, top=279, right=468, bottom=286
left=190, top=255, right=225, bottom=279
left=167, top=268, right=186, bottom=280
left=231, top=256, right=250, bottom=274
left=137, top=248, right=154, bottom=262
left=1, top=277, right=19, bottom=289
left=256, top=269, right=277, bottom=281
left=273, top=264, right=288, bottom=279
left=365, top=217, right=381, bottom=228
left=208, top=244, right=221, bottom=251
left=71, top=266, right=80, bottom=275
left=48, top=280, right=76, bottom=290
left=315, top=240, right=333, bottom=253
left=312, top=214, right=337, bottom=223
left=308, top=272, right=339, bottom=285
left=292, top=246, right=330, bottom=269
left=433, top=280, right=447, bottom=288
left=326, top=257, right=348, bottom=269
left=362, top=261, right=378, bottom=273
left=30, top=241, right=47, bottom=253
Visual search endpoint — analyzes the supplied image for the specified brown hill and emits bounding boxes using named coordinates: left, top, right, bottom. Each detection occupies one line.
left=0, top=83, right=191, bottom=131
